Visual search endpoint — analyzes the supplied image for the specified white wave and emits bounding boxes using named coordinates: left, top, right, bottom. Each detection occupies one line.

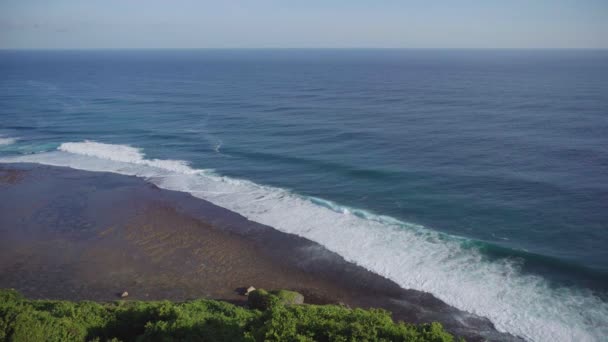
left=0, top=136, right=17, bottom=146
left=2, top=141, right=607, bottom=342
left=59, top=141, right=197, bottom=174
left=214, top=140, right=223, bottom=153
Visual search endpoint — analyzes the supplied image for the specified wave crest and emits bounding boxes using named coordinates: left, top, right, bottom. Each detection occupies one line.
left=0, top=136, right=17, bottom=146
left=59, top=141, right=197, bottom=174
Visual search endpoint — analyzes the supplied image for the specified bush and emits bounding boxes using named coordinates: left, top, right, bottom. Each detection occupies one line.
left=247, top=289, right=279, bottom=311
left=0, top=289, right=460, bottom=342
left=273, top=290, right=304, bottom=305
left=247, top=289, right=303, bottom=310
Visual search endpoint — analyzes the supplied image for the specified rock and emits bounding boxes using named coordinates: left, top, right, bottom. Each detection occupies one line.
left=120, top=291, right=129, bottom=298
left=245, top=286, right=256, bottom=296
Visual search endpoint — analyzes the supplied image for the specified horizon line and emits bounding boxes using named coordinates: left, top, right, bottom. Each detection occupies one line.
left=1, top=47, right=607, bottom=51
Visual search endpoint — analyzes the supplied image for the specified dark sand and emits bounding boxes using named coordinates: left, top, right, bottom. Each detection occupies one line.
left=0, top=164, right=519, bottom=341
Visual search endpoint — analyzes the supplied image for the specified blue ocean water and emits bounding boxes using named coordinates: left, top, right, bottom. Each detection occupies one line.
left=1, top=49, right=607, bottom=341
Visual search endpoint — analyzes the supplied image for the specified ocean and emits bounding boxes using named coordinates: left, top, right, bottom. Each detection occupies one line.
left=0, top=49, right=607, bottom=341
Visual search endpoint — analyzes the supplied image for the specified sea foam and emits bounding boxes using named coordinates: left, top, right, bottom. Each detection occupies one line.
left=0, top=136, right=17, bottom=146
left=59, top=141, right=196, bottom=174
left=2, top=140, right=607, bottom=342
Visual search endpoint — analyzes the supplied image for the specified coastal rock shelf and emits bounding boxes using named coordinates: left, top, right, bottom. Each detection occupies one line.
left=0, top=164, right=519, bottom=341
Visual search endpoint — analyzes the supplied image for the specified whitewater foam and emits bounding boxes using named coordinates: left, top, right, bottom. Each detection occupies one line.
left=2, top=141, right=607, bottom=342
left=0, top=136, right=17, bottom=146
left=59, top=141, right=198, bottom=174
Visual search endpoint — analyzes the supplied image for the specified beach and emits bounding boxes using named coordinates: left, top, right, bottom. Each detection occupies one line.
left=0, top=163, right=517, bottom=341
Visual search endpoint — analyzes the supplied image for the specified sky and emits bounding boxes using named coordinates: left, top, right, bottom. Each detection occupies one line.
left=1, top=0, right=607, bottom=49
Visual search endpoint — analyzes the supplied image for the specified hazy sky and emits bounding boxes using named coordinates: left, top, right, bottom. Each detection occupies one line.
left=1, top=0, right=607, bottom=49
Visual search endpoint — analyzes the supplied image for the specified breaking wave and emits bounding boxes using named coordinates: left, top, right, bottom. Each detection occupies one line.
left=2, top=140, right=607, bottom=342
left=0, top=135, right=17, bottom=146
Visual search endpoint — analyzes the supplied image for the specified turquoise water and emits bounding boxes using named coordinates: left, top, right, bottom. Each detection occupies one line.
left=1, top=49, right=607, bottom=341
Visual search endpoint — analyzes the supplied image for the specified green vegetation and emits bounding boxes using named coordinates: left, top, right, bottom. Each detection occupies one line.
left=0, top=288, right=460, bottom=342
left=247, top=289, right=303, bottom=310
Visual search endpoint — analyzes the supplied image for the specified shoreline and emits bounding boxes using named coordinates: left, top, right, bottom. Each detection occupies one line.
left=0, top=163, right=518, bottom=341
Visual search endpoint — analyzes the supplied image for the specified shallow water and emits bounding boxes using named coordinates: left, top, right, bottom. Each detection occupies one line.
left=1, top=49, right=607, bottom=341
